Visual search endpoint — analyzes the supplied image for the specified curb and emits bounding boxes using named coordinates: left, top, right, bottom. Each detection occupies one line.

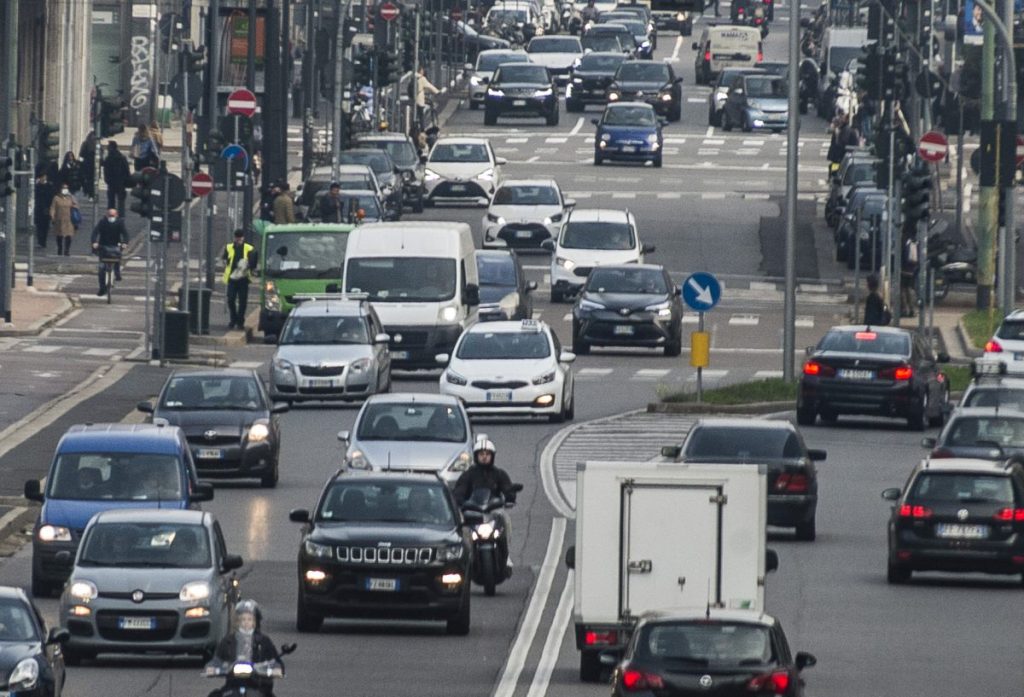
left=0, top=504, right=39, bottom=558
left=0, top=291, right=78, bottom=337
left=647, top=400, right=792, bottom=414
left=955, top=319, right=984, bottom=359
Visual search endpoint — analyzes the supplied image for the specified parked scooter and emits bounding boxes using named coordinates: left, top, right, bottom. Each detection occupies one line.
left=931, top=243, right=978, bottom=301
left=461, top=484, right=523, bottom=596
left=204, top=643, right=296, bottom=697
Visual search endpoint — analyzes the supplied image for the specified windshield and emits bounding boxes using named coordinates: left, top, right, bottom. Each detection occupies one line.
left=477, top=255, right=518, bottom=286
left=80, top=522, right=212, bottom=568
left=478, top=52, right=530, bottom=72
left=356, top=403, right=467, bottom=442
left=493, top=185, right=560, bottom=205
left=603, top=105, right=656, bottom=126
left=361, top=139, right=417, bottom=167
left=264, top=231, right=348, bottom=280
left=318, top=482, right=455, bottom=527
left=562, top=221, right=635, bottom=249
left=495, top=64, right=550, bottom=83
left=584, top=36, right=624, bottom=50
left=909, top=473, right=1015, bottom=504
left=161, top=376, right=262, bottom=410
left=488, top=8, right=528, bottom=22
left=942, top=416, right=1024, bottom=449
left=685, top=427, right=803, bottom=460
left=636, top=622, right=775, bottom=667
left=0, top=599, right=38, bottom=642
left=336, top=175, right=374, bottom=191
left=457, top=330, right=551, bottom=359
left=580, top=54, right=626, bottom=71
left=844, top=162, right=876, bottom=186
left=281, top=314, right=369, bottom=345
left=346, top=257, right=457, bottom=302
left=586, top=267, right=666, bottom=294
left=829, top=46, right=862, bottom=74
left=429, top=143, right=490, bottom=163
left=529, top=37, right=581, bottom=53
left=340, top=151, right=391, bottom=175
left=616, top=63, right=669, bottom=82
left=817, top=329, right=910, bottom=355
left=745, top=76, right=785, bottom=97
left=48, top=453, right=183, bottom=501
left=619, top=19, right=647, bottom=35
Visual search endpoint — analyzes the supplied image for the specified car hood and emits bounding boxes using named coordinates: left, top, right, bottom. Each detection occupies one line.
left=614, top=80, right=668, bottom=92
left=275, top=344, right=375, bottom=365
left=480, top=285, right=518, bottom=304
left=452, top=357, right=554, bottom=380
left=371, top=302, right=448, bottom=327
left=0, top=643, right=43, bottom=679
left=42, top=498, right=187, bottom=531
left=488, top=203, right=563, bottom=221
left=153, top=409, right=262, bottom=439
left=574, top=69, right=617, bottom=80
left=560, top=247, right=641, bottom=265
left=599, top=124, right=658, bottom=139
left=492, top=81, right=552, bottom=91
left=581, top=291, right=668, bottom=311
left=426, top=161, right=494, bottom=180
left=528, top=52, right=580, bottom=69
left=309, top=523, right=462, bottom=546
left=351, top=441, right=469, bottom=471
left=69, top=566, right=213, bottom=593
left=747, top=96, right=788, bottom=111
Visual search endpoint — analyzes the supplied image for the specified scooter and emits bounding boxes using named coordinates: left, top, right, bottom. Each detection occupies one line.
left=204, top=643, right=297, bottom=697
left=462, top=484, right=523, bottom=596
left=931, top=244, right=978, bottom=301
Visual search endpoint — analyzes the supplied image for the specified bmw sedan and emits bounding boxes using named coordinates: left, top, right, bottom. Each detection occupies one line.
left=484, top=62, right=559, bottom=126
left=0, top=587, right=67, bottom=696
left=592, top=102, right=664, bottom=167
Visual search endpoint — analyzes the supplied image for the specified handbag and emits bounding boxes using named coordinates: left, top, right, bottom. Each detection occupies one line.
left=229, top=257, right=249, bottom=281
left=69, top=206, right=82, bottom=228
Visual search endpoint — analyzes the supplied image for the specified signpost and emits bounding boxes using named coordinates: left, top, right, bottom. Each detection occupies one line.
left=191, top=172, right=213, bottom=198
left=681, top=272, right=722, bottom=403
left=917, top=130, right=949, bottom=163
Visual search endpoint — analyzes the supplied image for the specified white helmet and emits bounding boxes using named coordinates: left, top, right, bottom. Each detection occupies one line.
left=473, top=434, right=496, bottom=455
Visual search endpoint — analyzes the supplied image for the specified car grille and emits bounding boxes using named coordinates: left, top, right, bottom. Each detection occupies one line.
left=432, top=181, right=487, bottom=199
left=336, top=546, right=434, bottom=564
left=573, top=266, right=593, bottom=278
left=504, top=87, right=537, bottom=96
left=96, top=610, right=179, bottom=642
left=472, top=380, right=529, bottom=389
left=389, top=331, right=429, bottom=350
left=98, top=591, right=180, bottom=601
left=498, top=224, right=551, bottom=247
left=187, top=434, right=239, bottom=447
left=299, top=364, right=346, bottom=377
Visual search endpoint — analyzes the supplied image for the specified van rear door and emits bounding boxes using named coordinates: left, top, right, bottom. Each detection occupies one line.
left=709, top=29, right=759, bottom=71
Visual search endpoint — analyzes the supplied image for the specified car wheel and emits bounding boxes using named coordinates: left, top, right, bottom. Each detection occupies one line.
left=670, top=102, right=682, bottom=122
left=62, top=647, right=93, bottom=667
left=484, top=109, right=498, bottom=126
left=664, top=335, right=682, bottom=357
left=794, top=516, right=816, bottom=542
left=446, top=591, right=472, bottom=635
left=819, top=409, right=838, bottom=424
left=546, top=108, right=559, bottom=126
left=551, top=288, right=564, bottom=303
left=565, top=390, right=575, bottom=420
left=566, top=98, right=582, bottom=113
left=796, top=406, right=816, bottom=426
left=907, top=394, right=928, bottom=431
left=709, top=106, right=719, bottom=127
left=296, top=594, right=324, bottom=633
left=550, top=406, right=566, bottom=423
left=580, top=649, right=602, bottom=682
left=653, top=154, right=663, bottom=168
left=887, top=557, right=911, bottom=584
left=742, top=113, right=753, bottom=132
left=573, top=333, right=590, bottom=355
left=260, top=462, right=279, bottom=488
left=929, top=386, right=949, bottom=427
left=594, top=152, right=603, bottom=166
left=469, top=100, right=480, bottom=111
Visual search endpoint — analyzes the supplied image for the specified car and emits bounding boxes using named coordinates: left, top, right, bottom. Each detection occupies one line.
left=58, top=509, right=242, bottom=664
left=269, top=297, right=392, bottom=404
left=834, top=188, right=884, bottom=268
left=959, top=370, right=1024, bottom=410
left=572, top=264, right=682, bottom=355
left=581, top=32, right=630, bottom=55
left=448, top=19, right=511, bottom=62
left=612, top=4, right=657, bottom=41
left=882, top=457, right=1024, bottom=584
left=982, top=309, right=1024, bottom=375
left=525, top=35, right=583, bottom=85
left=137, top=369, right=287, bottom=488
left=610, top=609, right=816, bottom=696
left=607, top=60, right=682, bottom=121
left=308, top=188, right=392, bottom=223
left=477, top=249, right=537, bottom=321
left=295, top=164, right=386, bottom=221
left=721, top=72, right=788, bottom=133
left=542, top=207, right=647, bottom=302
left=290, top=470, right=473, bottom=634
left=25, top=424, right=214, bottom=597
left=692, top=25, right=763, bottom=85
left=756, top=60, right=790, bottom=78
left=583, top=23, right=636, bottom=58
left=485, top=2, right=545, bottom=41
left=424, top=137, right=506, bottom=206
left=707, top=67, right=764, bottom=126
left=339, top=394, right=475, bottom=485
left=466, top=49, right=530, bottom=109
left=339, top=149, right=403, bottom=214
left=483, top=62, right=560, bottom=126
left=437, top=319, right=576, bottom=422
left=482, top=178, right=576, bottom=249
left=591, top=102, right=665, bottom=167
left=599, top=17, right=654, bottom=58
left=825, top=150, right=877, bottom=228
left=353, top=133, right=427, bottom=212
left=0, top=587, right=68, bottom=696
left=566, top=51, right=628, bottom=111
left=663, top=418, right=826, bottom=540
left=797, top=325, right=951, bottom=430
left=921, top=407, right=1024, bottom=460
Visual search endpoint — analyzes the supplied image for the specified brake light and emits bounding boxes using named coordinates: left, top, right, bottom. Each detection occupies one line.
left=757, top=49, right=763, bottom=62
left=995, top=508, right=1024, bottom=521
left=899, top=504, right=932, bottom=518
left=622, top=666, right=665, bottom=691
left=748, top=670, right=790, bottom=692
left=704, top=50, right=711, bottom=61
left=855, top=331, right=877, bottom=340
left=802, top=361, right=835, bottom=377
left=775, top=473, right=809, bottom=493
left=879, top=365, right=913, bottom=380
left=585, top=630, right=618, bottom=646
left=986, top=339, right=1003, bottom=353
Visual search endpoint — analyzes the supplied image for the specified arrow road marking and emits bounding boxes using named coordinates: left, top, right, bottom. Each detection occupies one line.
left=687, top=277, right=714, bottom=306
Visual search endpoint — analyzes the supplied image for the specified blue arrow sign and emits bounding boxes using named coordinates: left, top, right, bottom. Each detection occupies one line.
left=682, top=272, right=721, bottom=312
left=220, top=144, right=249, bottom=172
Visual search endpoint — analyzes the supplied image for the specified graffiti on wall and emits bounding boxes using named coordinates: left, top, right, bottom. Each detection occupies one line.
left=129, top=34, right=151, bottom=112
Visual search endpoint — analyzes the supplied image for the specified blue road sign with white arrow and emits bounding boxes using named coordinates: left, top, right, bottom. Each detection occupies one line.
left=221, top=144, right=249, bottom=172
left=682, top=272, right=721, bottom=312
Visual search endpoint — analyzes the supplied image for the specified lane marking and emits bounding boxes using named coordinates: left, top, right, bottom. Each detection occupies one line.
left=569, top=117, right=585, bottom=135
left=681, top=315, right=699, bottom=323
left=562, top=313, right=573, bottom=321
left=671, top=35, right=683, bottom=62
left=577, top=368, right=614, bottom=377
left=663, top=137, right=687, bottom=144
left=83, top=348, right=120, bottom=357
left=525, top=572, right=574, bottom=697
left=795, top=316, right=815, bottom=328
left=546, top=136, right=568, bottom=144
left=527, top=155, right=541, bottom=163
left=22, top=346, right=60, bottom=353
left=702, top=138, right=725, bottom=145
left=705, top=126, right=714, bottom=136
left=688, top=369, right=728, bottom=380
left=230, top=361, right=264, bottom=369
left=728, top=314, right=760, bottom=326
left=507, top=137, right=529, bottom=143
left=754, top=369, right=784, bottom=379
left=634, top=368, right=671, bottom=379
left=687, top=97, right=706, bottom=103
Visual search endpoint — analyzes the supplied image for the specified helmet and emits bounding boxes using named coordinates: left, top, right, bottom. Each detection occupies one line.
left=473, top=435, right=496, bottom=466
left=234, top=599, right=262, bottom=629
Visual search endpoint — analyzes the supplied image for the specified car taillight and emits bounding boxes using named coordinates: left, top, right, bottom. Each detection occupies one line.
left=879, top=365, right=913, bottom=380
left=986, top=339, right=1003, bottom=353
left=704, top=50, right=711, bottom=61
left=775, top=473, right=809, bottom=493
left=622, top=666, right=665, bottom=691
left=748, top=670, right=790, bottom=692
left=994, top=508, right=1024, bottom=521
left=899, top=504, right=932, bottom=518
left=802, top=361, right=835, bottom=377
left=585, top=630, right=618, bottom=646
left=757, top=50, right=764, bottom=62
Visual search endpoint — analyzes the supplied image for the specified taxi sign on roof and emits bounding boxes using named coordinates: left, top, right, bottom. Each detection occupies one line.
left=520, top=319, right=542, bottom=331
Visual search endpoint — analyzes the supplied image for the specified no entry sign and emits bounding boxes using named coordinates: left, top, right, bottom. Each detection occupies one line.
left=191, top=172, right=213, bottom=197
left=379, top=2, right=400, bottom=21
left=917, top=130, right=948, bottom=163
left=226, top=88, right=257, bottom=118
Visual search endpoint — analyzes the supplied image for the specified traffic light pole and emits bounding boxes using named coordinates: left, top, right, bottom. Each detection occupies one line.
left=206, top=0, right=221, bottom=293
left=5, top=145, right=15, bottom=294
left=26, top=147, right=35, bottom=288
left=333, top=0, right=357, bottom=180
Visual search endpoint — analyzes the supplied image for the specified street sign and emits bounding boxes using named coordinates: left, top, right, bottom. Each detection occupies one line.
left=917, top=130, right=948, bottom=163
left=191, top=172, right=213, bottom=197
left=682, top=272, right=722, bottom=312
left=226, top=88, right=257, bottom=118
left=1016, top=134, right=1024, bottom=168
left=379, top=1, right=400, bottom=21
left=221, top=144, right=249, bottom=172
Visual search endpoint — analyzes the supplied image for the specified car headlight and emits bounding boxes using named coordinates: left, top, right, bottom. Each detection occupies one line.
left=487, top=212, right=506, bottom=224
left=646, top=301, right=672, bottom=317
left=477, top=168, right=496, bottom=181
left=69, top=580, right=98, bottom=602
left=533, top=369, right=557, bottom=385
left=179, top=581, right=211, bottom=602
left=8, top=658, right=38, bottom=691
left=445, top=370, right=468, bottom=386
left=273, top=358, right=294, bottom=373
left=572, top=77, right=583, bottom=84
left=247, top=422, right=270, bottom=442
left=579, top=298, right=605, bottom=311
left=304, top=539, right=334, bottom=559
left=534, top=87, right=553, bottom=97
left=646, top=133, right=659, bottom=143
left=264, top=280, right=281, bottom=311
left=470, top=76, right=483, bottom=85
left=38, top=524, right=72, bottom=543
left=543, top=212, right=563, bottom=225
left=660, top=92, right=673, bottom=101
left=438, top=305, right=459, bottom=323
left=348, top=449, right=370, bottom=469
left=608, top=92, right=620, bottom=101
left=350, top=358, right=372, bottom=373
left=676, top=11, right=687, bottom=19
left=448, top=451, right=472, bottom=472
left=424, top=168, right=441, bottom=181
left=440, top=543, right=466, bottom=560
left=600, top=132, right=611, bottom=141
left=556, top=256, right=576, bottom=270
left=487, top=88, right=505, bottom=97
left=472, top=522, right=496, bottom=540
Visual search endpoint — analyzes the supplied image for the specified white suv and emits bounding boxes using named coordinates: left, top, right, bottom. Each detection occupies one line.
left=482, top=179, right=576, bottom=250
left=983, top=310, right=1024, bottom=375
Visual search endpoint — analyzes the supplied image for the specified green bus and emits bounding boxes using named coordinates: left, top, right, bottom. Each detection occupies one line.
left=255, top=222, right=355, bottom=336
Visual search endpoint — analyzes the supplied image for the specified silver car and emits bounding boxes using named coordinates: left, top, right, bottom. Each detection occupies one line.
left=59, top=509, right=242, bottom=664
left=269, top=297, right=393, bottom=403
left=339, top=393, right=475, bottom=485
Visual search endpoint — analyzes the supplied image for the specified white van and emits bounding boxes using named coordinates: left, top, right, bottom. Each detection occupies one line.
left=692, top=25, right=763, bottom=85
left=343, top=222, right=480, bottom=370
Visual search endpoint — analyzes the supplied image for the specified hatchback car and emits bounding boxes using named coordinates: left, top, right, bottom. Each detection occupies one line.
left=921, top=407, right=1024, bottom=460
left=982, top=309, right=1024, bottom=375
left=59, top=509, right=242, bottom=664
left=339, top=394, right=475, bottom=485
left=353, top=133, right=427, bottom=212
left=797, top=325, right=950, bottom=430
left=607, top=61, right=682, bottom=120
left=138, top=369, right=287, bottom=487
left=438, top=319, right=576, bottom=422
left=524, top=35, right=584, bottom=85
left=477, top=250, right=537, bottom=321
left=339, top=149, right=403, bottom=212
left=482, top=179, right=575, bottom=250
left=609, top=609, right=816, bottom=696
left=466, top=49, right=530, bottom=109
left=883, top=457, right=1024, bottom=584
left=581, top=33, right=630, bottom=55
left=566, top=52, right=628, bottom=111
left=269, top=297, right=392, bottom=404
left=295, top=164, right=385, bottom=220
left=592, top=102, right=664, bottom=167
left=424, top=137, right=506, bottom=206
left=825, top=150, right=877, bottom=228
left=572, top=264, right=681, bottom=355
left=484, top=62, right=559, bottom=126
left=959, top=372, right=1024, bottom=410
left=707, top=67, right=763, bottom=126
left=721, top=73, right=788, bottom=133
left=0, top=587, right=68, bottom=696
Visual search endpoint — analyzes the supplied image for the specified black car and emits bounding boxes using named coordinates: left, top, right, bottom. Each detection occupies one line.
left=308, top=189, right=392, bottom=223
left=0, top=587, right=67, bottom=696
left=339, top=149, right=403, bottom=212
left=921, top=407, right=1024, bottom=460
left=664, top=418, right=825, bottom=540
left=566, top=52, right=628, bottom=111
left=476, top=249, right=537, bottom=321
left=581, top=33, right=630, bottom=55
left=572, top=264, right=682, bottom=355
left=289, top=471, right=473, bottom=635
left=882, top=457, right=1024, bottom=584
left=613, top=4, right=658, bottom=42
left=601, top=17, right=654, bottom=58
left=353, top=133, right=427, bottom=213
left=138, top=369, right=288, bottom=487
left=584, top=24, right=636, bottom=56
left=608, top=61, right=682, bottom=121
left=835, top=188, right=884, bottom=269
left=484, top=62, right=559, bottom=126
left=610, top=609, right=816, bottom=696
left=797, top=325, right=951, bottom=430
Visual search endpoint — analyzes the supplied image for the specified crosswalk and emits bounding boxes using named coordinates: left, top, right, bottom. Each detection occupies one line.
left=3, top=327, right=144, bottom=365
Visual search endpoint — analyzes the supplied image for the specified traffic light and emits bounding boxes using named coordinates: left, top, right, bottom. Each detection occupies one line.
left=99, top=98, right=126, bottom=138
left=36, top=122, right=60, bottom=172
left=182, top=44, right=207, bottom=74
left=378, top=51, right=400, bottom=86
left=353, top=50, right=373, bottom=86
left=199, top=129, right=227, bottom=165
left=400, top=10, right=417, bottom=72
left=0, top=156, right=13, bottom=198
left=342, top=18, right=360, bottom=49
left=129, top=169, right=156, bottom=218
left=856, top=42, right=881, bottom=101
left=901, top=162, right=932, bottom=230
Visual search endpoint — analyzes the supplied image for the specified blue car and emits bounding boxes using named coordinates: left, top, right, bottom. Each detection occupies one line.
left=592, top=102, right=664, bottom=167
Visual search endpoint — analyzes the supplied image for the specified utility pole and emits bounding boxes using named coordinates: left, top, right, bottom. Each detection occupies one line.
left=781, top=0, right=798, bottom=381
left=206, top=0, right=221, bottom=292
left=976, top=11, right=997, bottom=309
left=0, top=0, right=17, bottom=323
left=333, top=0, right=356, bottom=179
left=244, top=0, right=256, bottom=232
left=999, top=0, right=1016, bottom=316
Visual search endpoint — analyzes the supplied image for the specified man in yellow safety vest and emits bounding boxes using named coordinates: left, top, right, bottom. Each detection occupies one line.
left=222, top=229, right=258, bottom=330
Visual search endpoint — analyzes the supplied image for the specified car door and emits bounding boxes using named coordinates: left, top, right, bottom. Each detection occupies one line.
left=369, top=308, right=392, bottom=377
left=211, top=521, right=238, bottom=633
left=914, top=334, right=941, bottom=408
left=31, top=600, right=64, bottom=695
left=550, top=328, right=574, bottom=399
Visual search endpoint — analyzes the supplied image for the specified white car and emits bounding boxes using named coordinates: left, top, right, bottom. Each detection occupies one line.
left=526, top=35, right=584, bottom=85
left=424, top=137, right=506, bottom=206
left=482, top=178, right=576, bottom=250
left=983, top=310, right=1024, bottom=375
left=437, top=319, right=576, bottom=422
left=467, top=49, right=530, bottom=109
left=541, top=208, right=652, bottom=302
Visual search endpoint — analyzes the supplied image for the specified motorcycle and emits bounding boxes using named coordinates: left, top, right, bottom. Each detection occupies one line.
left=462, top=484, right=523, bottom=596
left=204, top=643, right=297, bottom=697
left=930, top=243, right=978, bottom=301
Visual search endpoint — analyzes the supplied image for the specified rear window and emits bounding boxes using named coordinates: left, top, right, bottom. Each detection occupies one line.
left=817, top=330, right=910, bottom=356
left=997, top=321, right=1024, bottom=341
left=684, top=427, right=803, bottom=460
left=356, top=403, right=467, bottom=443
left=943, top=416, right=1024, bottom=448
left=495, top=64, right=550, bottom=83
left=962, top=388, right=1024, bottom=410
left=528, top=37, right=581, bottom=53
left=457, top=330, right=551, bottom=360
left=635, top=622, right=775, bottom=666
left=843, top=162, right=876, bottom=186
left=908, top=473, right=1015, bottom=505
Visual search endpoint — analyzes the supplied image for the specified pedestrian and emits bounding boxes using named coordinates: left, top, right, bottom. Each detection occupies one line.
left=148, top=119, right=164, bottom=150
left=130, top=124, right=159, bottom=171
left=90, top=208, right=128, bottom=296
left=48, top=183, right=79, bottom=256
left=34, top=172, right=56, bottom=250
left=863, top=274, right=890, bottom=326
left=273, top=182, right=296, bottom=224
left=900, top=236, right=919, bottom=318
left=416, top=67, right=441, bottom=132
left=57, top=151, right=82, bottom=194
left=259, top=182, right=279, bottom=222
left=102, top=141, right=131, bottom=216
left=318, top=183, right=345, bottom=223
left=222, top=229, right=258, bottom=330
left=78, top=131, right=97, bottom=200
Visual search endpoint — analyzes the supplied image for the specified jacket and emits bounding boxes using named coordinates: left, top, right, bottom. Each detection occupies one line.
left=416, top=74, right=440, bottom=108
left=223, top=242, right=257, bottom=284
left=49, top=194, right=78, bottom=237
left=91, top=217, right=129, bottom=249
left=273, top=193, right=296, bottom=224
left=453, top=465, right=516, bottom=505
left=102, top=151, right=132, bottom=190
left=213, top=631, right=282, bottom=666
left=317, top=193, right=345, bottom=223
left=34, top=180, right=56, bottom=223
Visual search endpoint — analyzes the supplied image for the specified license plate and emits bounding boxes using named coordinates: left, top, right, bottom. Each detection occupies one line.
left=513, top=99, right=527, bottom=106
left=118, top=617, right=155, bottom=630
left=196, top=448, right=223, bottom=459
left=390, top=350, right=409, bottom=360
left=450, top=184, right=466, bottom=192
left=1015, top=353, right=1024, bottom=360
left=838, top=368, right=874, bottom=380
left=486, top=390, right=514, bottom=402
left=366, top=577, right=398, bottom=592
left=308, top=379, right=336, bottom=388
left=515, top=229, right=533, bottom=239
left=614, top=325, right=635, bottom=335
left=935, top=523, right=989, bottom=539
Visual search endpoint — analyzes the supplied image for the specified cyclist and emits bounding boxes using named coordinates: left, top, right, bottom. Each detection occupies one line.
left=416, top=67, right=440, bottom=132
left=90, top=208, right=128, bottom=296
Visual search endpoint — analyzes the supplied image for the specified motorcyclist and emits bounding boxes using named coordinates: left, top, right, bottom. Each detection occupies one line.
left=453, top=436, right=517, bottom=571
left=206, top=599, right=284, bottom=697
left=580, top=0, right=600, bottom=25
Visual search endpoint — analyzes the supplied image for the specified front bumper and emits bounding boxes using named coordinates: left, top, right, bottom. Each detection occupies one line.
left=596, top=140, right=661, bottom=162
left=271, top=363, right=379, bottom=402
left=483, top=221, right=560, bottom=249
left=387, top=324, right=464, bottom=369
left=575, top=313, right=675, bottom=347
left=798, top=377, right=917, bottom=418
left=33, top=536, right=80, bottom=586
left=440, top=380, right=564, bottom=416
left=187, top=438, right=275, bottom=478
left=424, top=178, right=494, bottom=205
left=746, top=111, right=789, bottom=130
left=62, top=598, right=222, bottom=654
left=566, top=80, right=610, bottom=104
left=486, top=93, right=556, bottom=117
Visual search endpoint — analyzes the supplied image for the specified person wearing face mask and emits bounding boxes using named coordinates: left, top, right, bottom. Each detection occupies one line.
left=207, top=600, right=283, bottom=697
left=48, top=184, right=79, bottom=256
left=91, top=209, right=129, bottom=295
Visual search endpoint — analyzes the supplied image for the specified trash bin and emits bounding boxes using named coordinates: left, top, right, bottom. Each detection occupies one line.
left=163, top=310, right=190, bottom=360
left=178, top=287, right=212, bottom=335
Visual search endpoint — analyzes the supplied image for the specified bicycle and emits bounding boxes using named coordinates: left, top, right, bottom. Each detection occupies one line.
left=96, top=245, right=123, bottom=304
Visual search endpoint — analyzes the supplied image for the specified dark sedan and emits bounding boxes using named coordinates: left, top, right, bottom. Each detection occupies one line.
left=477, top=249, right=536, bottom=321
left=353, top=133, right=426, bottom=213
left=484, top=63, right=559, bottom=126
left=581, top=33, right=630, bottom=55
left=339, top=149, right=403, bottom=212
left=593, top=102, right=664, bottom=167
left=139, top=369, right=288, bottom=487
left=584, top=24, right=636, bottom=56
left=572, top=264, right=680, bottom=355
left=0, top=587, right=67, bottom=697
left=607, top=61, right=682, bottom=121
left=922, top=407, right=1024, bottom=460
left=797, top=326, right=950, bottom=430
left=566, top=52, right=628, bottom=111
left=308, top=189, right=392, bottom=223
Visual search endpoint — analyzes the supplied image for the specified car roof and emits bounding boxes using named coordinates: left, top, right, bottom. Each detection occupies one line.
left=168, top=368, right=258, bottom=380
left=566, top=208, right=630, bottom=223
left=94, top=508, right=209, bottom=525
left=476, top=249, right=517, bottom=261
left=580, top=51, right=629, bottom=59
left=0, top=586, right=29, bottom=603
left=363, top=392, right=463, bottom=406
left=308, top=164, right=374, bottom=178
left=479, top=48, right=528, bottom=56
left=638, top=608, right=776, bottom=626
left=331, top=468, right=449, bottom=485
left=606, top=100, right=656, bottom=111
left=589, top=262, right=664, bottom=273
left=948, top=406, right=1024, bottom=418
left=434, top=136, right=491, bottom=146
left=1001, top=310, right=1024, bottom=322
left=826, top=324, right=911, bottom=336
left=290, top=298, right=367, bottom=316
left=60, top=424, right=183, bottom=454
left=466, top=319, right=550, bottom=334
left=498, top=178, right=560, bottom=189
left=965, top=377, right=1024, bottom=389
left=693, top=417, right=795, bottom=431
left=919, top=457, right=1019, bottom=474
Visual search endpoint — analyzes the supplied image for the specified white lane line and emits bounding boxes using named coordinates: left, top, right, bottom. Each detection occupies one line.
left=671, top=35, right=683, bottom=61
left=525, top=573, right=574, bottom=697
left=705, top=126, right=715, bottom=136
left=657, top=192, right=681, bottom=199
left=749, top=281, right=777, bottom=291
left=527, top=155, right=541, bottom=163
left=577, top=367, right=614, bottom=377
left=532, top=310, right=543, bottom=319
left=754, top=369, right=784, bottom=379
left=701, top=192, right=726, bottom=199
left=562, top=313, right=573, bottom=321
left=230, top=361, right=264, bottom=369
left=507, top=137, right=529, bottom=143
left=742, top=139, right=765, bottom=146
left=702, top=138, right=725, bottom=145
left=795, top=316, right=815, bottom=328
left=687, top=97, right=706, bottom=103
left=688, top=369, right=729, bottom=380
left=728, top=314, right=760, bottom=326
left=663, top=137, right=687, bottom=144
left=22, top=345, right=60, bottom=353
left=681, top=315, right=700, bottom=323
left=697, top=148, right=719, bottom=156
left=83, top=348, right=120, bottom=357
left=546, top=136, right=568, bottom=144
left=494, top=518, right=567, bottom=697
left=736, top=148, right=760, bottom=156
left=633, top=368, right=671, bottom=380
left=584, top=136, right=595, bottom=144
left=611, top=192, right=636, bottom=199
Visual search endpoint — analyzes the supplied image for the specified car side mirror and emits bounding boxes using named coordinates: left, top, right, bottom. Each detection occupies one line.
left=222, top=554, right=244, bottom=572
left=564, top=197, right=577, bottom=209
left=136, top=400, right=154, bottom=413
left=337, top=430, right=350, bottom=443
left=373, top=332, right=390, bottom=344
left=691, top=41, right=699, bottom=50
left=807, top=448, right=827, bottom=461
left=464, top=282, right=480, bottom=306
left=641, top=244, right=655, bottom=254
left=765, top=548, right=779, bottom=573
left=495, top=156, right=508, bottom=165
left=795, top=652, right=817, bottom=670
left=46, top=627, right=70, bottom=645
left=881, top=487, right=901, bottom=501
left=289, top=508, right=311, bottom=524
left=192, top=482, right=215, bottom=503
left=920, top=436, right=936, bottom=449
left=271, top=402, right=290, bottom=414
left=660, top=444, right=682, bottom=459
left=590, top=117, right=600, bottom=125
left=564, top=544, right=575, bottom=569
left=262, top=334, right=279, bottom=345
left=24, top=479, right=43, bottom=503
left=674, top=76, right=683, bottom=83
left=436, top=353, right=451, bottom=365
left=541, top=239, right=556, bottom=252
left=559, top=350, right=576, bottom=364
left=526, top=281, right=538, bottom=292
left=937, top=351, right=950, bottom=363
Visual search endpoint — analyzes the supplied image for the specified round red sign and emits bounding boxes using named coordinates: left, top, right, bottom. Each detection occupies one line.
left=379, top=2, right=400, bottom=21
left=917, top=130, right=948, bottom=163
left=226, top=88, right=257, bottom=118
left=191, top=172, right=214, bottom=197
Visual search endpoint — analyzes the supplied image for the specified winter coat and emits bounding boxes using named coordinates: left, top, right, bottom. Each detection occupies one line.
left=58, top=161, right=83, bottom=194
left=49, top=194, right=78, bottom=237
left=273, top=193, right=296, bottom=224
left=102, top=150, right=132, bottom=191
left=34, top=181, right=57, bottom=224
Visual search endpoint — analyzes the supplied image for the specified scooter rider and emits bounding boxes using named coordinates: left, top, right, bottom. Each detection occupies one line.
left=580, top=0, right=600, bottom=25
left=454, top=436, right=517, bottom=570
left=207, top=599, right=284, bottom=697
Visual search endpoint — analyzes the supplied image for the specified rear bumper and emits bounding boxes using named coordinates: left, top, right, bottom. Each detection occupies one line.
left=799, top=378, right=916, bottom=418
left=891, top=531, right=1024, bottom=574
left=189, top=440, right=276, bottom=478
left=767, top=494, right=816, bottom=527
left=576, top=316, right=675, bottom=347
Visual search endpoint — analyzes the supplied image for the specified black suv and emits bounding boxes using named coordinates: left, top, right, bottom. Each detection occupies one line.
left=289, top=471, right=472, bottom=635
left=607, top=60, right=682, bottom=121
left=353, top=133, right=427, bottom=213
left=566, top=52, right=628, bottom=112
left=484, top=62, right=559, bottom=126
left=883, top=457, right=1024, bottom=584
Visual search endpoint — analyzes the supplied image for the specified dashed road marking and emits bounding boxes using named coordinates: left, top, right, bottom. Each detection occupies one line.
left=507, top=137, right=529, bottom=143
left=577, top=368, right=614, bottom=377
left=702, top=138, right=725, bottom=145
left=230, top=361, right=265, bottom=369
left=753, top=369, right=783, bottom=379
left=569, top=117, right=585, bottom=135
left=546, top=136, right=568, bottom=144
left=22, top=346, right=60, bottom=353
left=728, top=314, right=760, bottom=326
left=562, top=313, right=573, bottom=321
left=83, top=348, right=121, bottom=356
left=688, top=369, right=728, bottom=381
left=633, top=368, right=671, bottom=380
left=795, top=316, right=815, bottom=328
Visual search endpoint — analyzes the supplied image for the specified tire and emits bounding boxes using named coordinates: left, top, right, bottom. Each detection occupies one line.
left=413, top=194, right=425, bottom=214
left=62, top=647, right=93, bottom=667
left=551, top=288, right=564, bottom=303
left=670, top=102, right=682, bottom=122
left=742, top=113, right=752, bottom=132
left=260, top=462, right=279, bottom=488
left=31, top=574, right=54, bottom=598
left=469, top=100, right=480, bottom=111
left=907, top=394, right=928, bottom=431
left=794, top=516, right=816, bottom=542
left=565, top=391, right=575, bottom=420
left=484, top=109, right=498, bottom=126
left=887, top=557, right=911, bottom=584
left=479, top=547, right=498, bottom=596
left=709, top=106, right=720, bottom=127
left=446, top=592, right=472, bottom=635
left=580, top=649, right=602, bottom=682
left=653, top=154, right=662, bottom=168
left=796, top=406, right=816, bottom=426
left=819, top=410, right=838, bottom=424
left=546, top=109, right=559, bottom=126
left=664, top=335, right=682, bottom=357
left=549, top=406, right=566, bottom=423
left=296, top=593, right=324, bottom=633
left=572, top=330, right=590, bottom=355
